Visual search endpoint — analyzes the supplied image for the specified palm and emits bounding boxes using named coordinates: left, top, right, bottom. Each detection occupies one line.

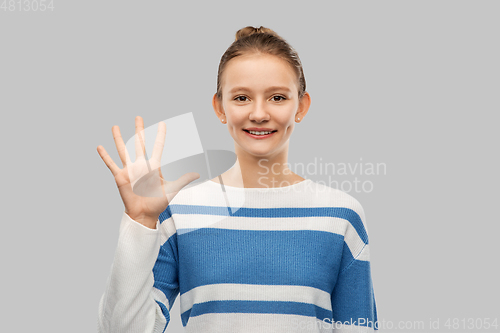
left=97, top=116, right=200, bottom=227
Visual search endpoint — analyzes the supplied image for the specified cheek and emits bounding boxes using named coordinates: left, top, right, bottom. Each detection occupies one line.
left=226, top=110, right=241, bottom=124
left=225, top=105, right=246, bottom=120
left=279, top=110, right=297, bottom=127
left=225, top=111, right=246, bottom=130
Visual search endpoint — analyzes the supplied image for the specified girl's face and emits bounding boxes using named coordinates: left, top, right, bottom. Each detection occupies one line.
left=215, top=53, right=309, bottom=158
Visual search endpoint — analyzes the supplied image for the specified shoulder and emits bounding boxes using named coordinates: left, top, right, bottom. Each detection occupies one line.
left=307, top=180, right=370, bottom=247
left=307, top=180, right=366, bottom=222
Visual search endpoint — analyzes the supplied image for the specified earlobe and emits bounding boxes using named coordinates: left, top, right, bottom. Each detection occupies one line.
left=296, top=92, right=311, bottom=122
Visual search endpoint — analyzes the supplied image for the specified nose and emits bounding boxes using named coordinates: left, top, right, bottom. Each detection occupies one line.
left=248, top=100, right=270, bottom=122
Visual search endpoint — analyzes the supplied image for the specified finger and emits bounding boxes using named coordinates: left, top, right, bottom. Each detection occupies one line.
left=112, top=125, right=132, bottom=167
left=97, top=145, right=120, bottom=176
left=135, top=116, right=146, bottom=160
left=173, top=172, right=201, bottom=192
left=159, top=167, right=167, bottom=198
left=158, top=166, right=165, bottom=181
left=151, top=121, right=166, bottom=162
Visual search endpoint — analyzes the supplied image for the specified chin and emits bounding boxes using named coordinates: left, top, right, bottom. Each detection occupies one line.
left=245, top=145, right=281, bottom=157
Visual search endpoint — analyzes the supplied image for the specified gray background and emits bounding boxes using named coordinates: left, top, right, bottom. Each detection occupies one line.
left=1, top=1, right=498, bottom=332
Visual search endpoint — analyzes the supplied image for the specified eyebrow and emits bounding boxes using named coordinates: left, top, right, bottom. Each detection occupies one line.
left=228, top=86, right=292, bottom=94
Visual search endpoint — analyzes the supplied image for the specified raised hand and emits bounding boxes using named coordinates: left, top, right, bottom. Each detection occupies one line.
left=97, top=116, right=200, bottom=229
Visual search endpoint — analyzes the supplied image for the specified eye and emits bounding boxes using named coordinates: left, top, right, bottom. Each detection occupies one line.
left=272, top=95, right=287, bottom=102
left=234, top=95, right=248, bottom=102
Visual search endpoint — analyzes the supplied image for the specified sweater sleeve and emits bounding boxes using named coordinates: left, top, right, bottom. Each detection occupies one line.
left=330, top=201, right=378, bottom=332
left=97, top=211, right=179, bottom=333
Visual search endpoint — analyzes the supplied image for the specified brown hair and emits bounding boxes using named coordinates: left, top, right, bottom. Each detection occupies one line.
left=215, top=26, right=306, bottom=101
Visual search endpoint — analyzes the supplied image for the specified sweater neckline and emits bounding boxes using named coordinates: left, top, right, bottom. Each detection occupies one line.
left=205, top=178, right=312, bottom=192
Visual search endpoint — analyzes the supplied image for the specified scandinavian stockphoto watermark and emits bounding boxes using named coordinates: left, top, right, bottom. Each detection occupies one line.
left=124, top=113, right=386, bottom=196
left=257, top=157, right=387, bottom=194
left=1, top=0, right=54, bottom=11
left=291, top=317, right=499, bottom=331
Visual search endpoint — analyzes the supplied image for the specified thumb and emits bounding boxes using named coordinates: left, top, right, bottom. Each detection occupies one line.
left=166, top=172, right=201, bottom=196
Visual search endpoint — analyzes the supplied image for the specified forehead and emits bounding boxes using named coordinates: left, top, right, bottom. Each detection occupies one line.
left=222, top=54, right=297, bottom=92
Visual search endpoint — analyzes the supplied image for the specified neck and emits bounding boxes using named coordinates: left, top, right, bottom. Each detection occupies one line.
left=220, top=145, right=304, bottom=188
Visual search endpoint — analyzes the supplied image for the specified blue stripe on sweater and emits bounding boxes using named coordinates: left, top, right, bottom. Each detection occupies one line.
left=153, top=235, right=180, bottom=315
left=177, top=228, right=345, bottom=294
left=159, top=205, right=173, bottom=222
left=154, top=300, right=170, bottom=333
left=160, top=205, right=368, bottom=245
left=180, top=300, right=333, bottom=326
left=331, top=259, right=377, bottom=328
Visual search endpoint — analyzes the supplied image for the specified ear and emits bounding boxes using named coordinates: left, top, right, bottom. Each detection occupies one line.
left=212, top=93, right=226, bottom=120
left=296, top=92, right=311, bottom=121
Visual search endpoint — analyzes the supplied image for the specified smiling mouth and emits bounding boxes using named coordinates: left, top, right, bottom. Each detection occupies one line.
left=243, top=129, right=278, bottom=135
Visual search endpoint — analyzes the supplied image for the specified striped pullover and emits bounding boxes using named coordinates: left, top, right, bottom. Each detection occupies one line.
left=97, top=178, right=378, bottom=332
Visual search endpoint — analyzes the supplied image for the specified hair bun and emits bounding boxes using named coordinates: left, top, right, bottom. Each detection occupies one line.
left=235, top=25, right=279, bottom=41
